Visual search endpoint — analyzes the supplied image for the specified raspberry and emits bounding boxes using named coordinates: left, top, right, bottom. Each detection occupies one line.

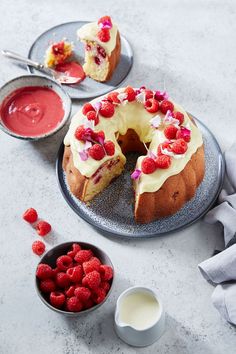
left=40, top=279, right=56, bottom=293
left=155, top=91, right=167, bottom=101
left=99, top=265, right=113, bottom=281
left=124, top=86, right=136, bottom=102
left=65, top=285, right=76, bottom=298
left=160, top=100, right=174, bottom=114
left=97, top=45, right=106, bottom=58
left=50, top=291, right=65, bottom=309
left=36, top=220, right=51, bottom=237
left=100, top=281, right=110, bottom=293
left=86, top=111, right=99, bottom=125
left=32, top=240, right=45, bottom=256
left=141, top=157, right=156, bottom=174
left=23, top=208, right=38, bottom=223
left=157, top=141, right=172, bottom=155
left=145, top=90, right=154, bottom=100
left=92, top=130, right=105, bottom=144
left=97, top=28, right=110, bottom=42
left=66, top=265, right=83, bottom=282
left=92, top=288, right=106, bottom=304
left=176, top=128, right=191, bottom=142
left=107, top=92, right=120, bottom=104
left=89, top=144, right=105, bottom=160
left=56, top=255, right=73, bottom=271
left=74, top=125, right=86, bottom=141
left=83, top=298, right=94, bottom=310
left=172, top=139, right=188, bottom=154
left=52, top=41, right=64, bottom=55
left=164, top=125, right=178, bottom=139
left=104, top=141, right=115, bottom=156
left=55, top=272, right=70, bottom=288
left=36, top=264, right=53, bottom=280
left=83, top=257, right=101, bottom=274
left=52, top=267, right=59, bottom=278
left=66, top=296, right=83, bottom=312
left=99, top=101, right=115, bottom=118
left=67, top=243, right=81, bottom=258
left=155, top=155, right=172, bottom=169
left=98, top=16, right=112, bottom=27
left=144, top=98, right=159, bottom=113
left=74, top=286, right=91, bottom=302
left=82, top=271, right=101, bottom=290
left=94, top=56, right=101, bottom=65
left=82, top=103, right=95, bottom=116
left=74, top=249, right=93, bottom=264
left=173, top=111, right=184, bottom=125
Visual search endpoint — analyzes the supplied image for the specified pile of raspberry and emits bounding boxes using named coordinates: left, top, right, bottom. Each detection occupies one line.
left=36, top=243, right=113, bottom=312
left=75, top=125, right=115, bottom=161
left=97, top=16, right=113, bottom=43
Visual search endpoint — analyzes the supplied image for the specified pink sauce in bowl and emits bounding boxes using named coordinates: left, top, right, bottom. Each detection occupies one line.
left=0, top=76, right=71, bottom=140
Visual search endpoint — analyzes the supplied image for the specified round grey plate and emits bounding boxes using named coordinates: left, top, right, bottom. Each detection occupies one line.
left=56, top=117, right=225, bottom=238
left=28, top=21, right=133, bottom=99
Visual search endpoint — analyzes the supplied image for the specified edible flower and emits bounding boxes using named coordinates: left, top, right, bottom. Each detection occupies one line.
left=131, top=169, right=142, bottom=180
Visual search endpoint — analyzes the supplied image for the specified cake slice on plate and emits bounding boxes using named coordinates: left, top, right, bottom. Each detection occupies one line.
left=77, top=16, right=121, bottom=82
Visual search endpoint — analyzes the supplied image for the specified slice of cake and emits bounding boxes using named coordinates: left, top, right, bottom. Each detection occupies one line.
left=44, top=40, right=73, bottom=68
left=77, top=16, right=121, bottom=82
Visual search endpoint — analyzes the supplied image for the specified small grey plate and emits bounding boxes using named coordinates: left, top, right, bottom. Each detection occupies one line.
left=28, top=21, right=133, bottom=99
left=56, top=117, right=225, bottom=238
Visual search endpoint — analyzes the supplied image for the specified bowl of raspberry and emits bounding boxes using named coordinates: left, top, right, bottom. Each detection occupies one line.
left=35, top=242, right=114, bottom=316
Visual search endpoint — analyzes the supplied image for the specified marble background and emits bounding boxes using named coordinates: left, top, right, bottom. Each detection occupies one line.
left=0, top=0, right=236, bottom=353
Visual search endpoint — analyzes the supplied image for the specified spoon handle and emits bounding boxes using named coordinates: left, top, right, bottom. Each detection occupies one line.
left=1, top=50, right=44, bottom=69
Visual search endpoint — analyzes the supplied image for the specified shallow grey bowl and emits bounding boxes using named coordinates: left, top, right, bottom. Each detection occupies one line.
left=35, top=241, right=114, bottom=317
left=0, top=75, right=71, bottom=140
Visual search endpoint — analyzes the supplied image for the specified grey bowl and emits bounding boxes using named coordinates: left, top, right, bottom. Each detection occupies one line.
left=0, top=75, right=72, bottom=140
left=35, top=241, right=114, bottom=317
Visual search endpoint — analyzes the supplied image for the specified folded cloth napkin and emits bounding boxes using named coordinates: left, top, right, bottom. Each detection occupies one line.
left=198, top=143, right=236, bottom=325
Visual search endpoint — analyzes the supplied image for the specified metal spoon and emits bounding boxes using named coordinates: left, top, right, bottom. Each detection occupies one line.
left=1, top=49, right=80, bottom=84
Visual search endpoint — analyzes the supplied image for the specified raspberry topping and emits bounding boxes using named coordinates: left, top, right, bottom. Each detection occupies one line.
left=145, top=90, right=154, bottom=100
left=97, top=28, right=110, bottom=42
left=157, top=141, right=172, bottom=155
left=82, top=270, right=101, bottom=290
left=40, top=279, right=56, bottom=293
left=98, top=16, right=112, bottom=28
left=66, top=265, right=83, bottom=282
left=36, top=220, right=51, bottom=236
left=86, top=111, right=99, bottom=125
left=124, top=86, right=136, bottom=102
left=173, top=111, right=184, bottom=125
left=74, top=249, right=93, bottom=264
left=107, top=92, right=120, bottom=104
left=32, top=240, right=45, bottom=256
left=36, top=264, right=53, bottom=280
left=99, top=265, right=113, bottom=281
left=89, top=144, right=105, bottom=160
left=74, top=126, right=86, bottom=141
left=164, top=124, right=178, bottom=139
left=99, top=101, right=115, bottom=118
left=141, top=157, right=157, bottom=174
left=52, top=41, right=64, bottom=55
left=50, top=291, right=65, bottom=309
left=56, top=255, right=73, bottom=271
left=83, top=257, right=101, bottom=274
left=160, top=100, right=174, bottom=114
left=74, top=286, right=91, bottom=302
left=55, top=272, right=70, bottom=288
left=172, top=139, right=188, bottom=154
left=155, top=155, right=172, bottom=169
left=144, top=98, right=159, bottom=113
left=66, top=296, right=83, bottom=312
left=104, top=141, right=115, bottom=156
left=23, top=208, right=38, bottom=223
left=82, top=103, right=95, bottom=116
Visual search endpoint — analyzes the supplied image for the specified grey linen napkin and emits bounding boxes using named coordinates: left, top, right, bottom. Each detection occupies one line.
left=198, top=143, right=236, bottom=325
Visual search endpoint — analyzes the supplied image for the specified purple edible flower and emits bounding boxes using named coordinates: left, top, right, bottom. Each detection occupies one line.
left=79, top=150, right=89, bottom=161
left=131, top=169, right=142, bottom=180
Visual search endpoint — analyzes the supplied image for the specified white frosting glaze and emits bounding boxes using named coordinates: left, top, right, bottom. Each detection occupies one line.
left=77, top=21, right=118, bottom=56
left=64, top=89, right=203, bottom=194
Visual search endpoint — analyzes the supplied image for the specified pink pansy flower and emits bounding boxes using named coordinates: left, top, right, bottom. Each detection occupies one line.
left=99, top=19, right=112, bottom=29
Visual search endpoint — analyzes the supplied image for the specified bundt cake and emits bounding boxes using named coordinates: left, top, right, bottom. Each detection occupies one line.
left=44, top=40, right=73, bottom=68
left=63, top=86, right=205, bottom=223
left=77, top=16, right=121, bottom=82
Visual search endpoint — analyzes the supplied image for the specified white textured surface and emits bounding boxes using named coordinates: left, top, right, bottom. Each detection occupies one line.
left=0, top=0, right=236, bottom=353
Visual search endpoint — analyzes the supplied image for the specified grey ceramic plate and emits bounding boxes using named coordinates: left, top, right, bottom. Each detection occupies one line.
left=28, top=21, right=133, bottom=99
left=56, top=117, right=225, bottom=238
